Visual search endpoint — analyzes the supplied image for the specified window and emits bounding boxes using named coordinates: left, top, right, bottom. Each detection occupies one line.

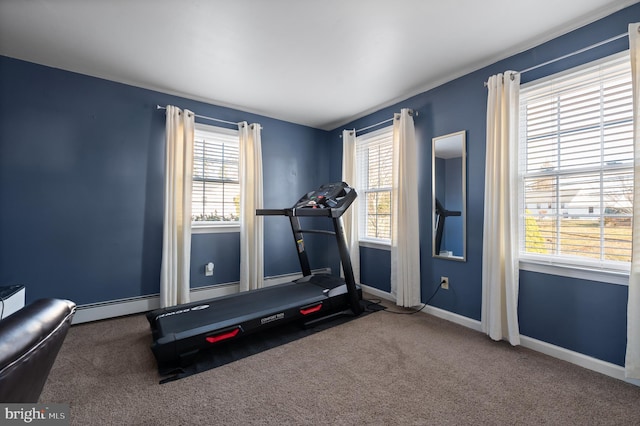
left=192, top=123, right=240, bottom=227
left=519, top=52, right=633, bottom=274
left=356, top=126, right=393, bottom=244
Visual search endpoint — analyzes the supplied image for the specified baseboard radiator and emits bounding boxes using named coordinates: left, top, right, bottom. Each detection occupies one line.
left=72, top=268, right=331, bottom=325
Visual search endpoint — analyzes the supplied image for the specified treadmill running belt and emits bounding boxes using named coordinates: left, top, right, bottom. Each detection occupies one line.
left=153, top=281, right=328, bottom=336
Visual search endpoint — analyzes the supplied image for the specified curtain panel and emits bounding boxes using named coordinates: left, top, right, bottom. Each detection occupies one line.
left=341, top=129, right=361, bottom=284
left=391, top=109, right=421, bottom=308
left=160, top=105, right=194, bottom=308
left=626, top=22, right=640, bottom=379
left=239, top=122, right=264, bottom=292
left=482, top=73, right=521, bottom=345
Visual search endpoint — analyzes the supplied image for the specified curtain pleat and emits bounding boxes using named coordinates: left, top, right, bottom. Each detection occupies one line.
left=239, top=122, right=264, bottom=292
left=160, top=105, right=194, bottom=308
left=626, top=22, right=640, bottom=379
left=481, top=73, right=520, bottom=345
left=391, top=109, right=421, bottom=308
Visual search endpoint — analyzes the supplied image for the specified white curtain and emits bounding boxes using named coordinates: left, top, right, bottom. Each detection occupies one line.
left=160, top=105, right=195, bottom=308
left=626, top=22, right=640, bottom=379
left=481, top=72, right=521, bottom=345
left=391, top=109, right=422, bottom=308
left=342, top=129, right=360, bottom=284
left=239, top=122, right=264, bottom=292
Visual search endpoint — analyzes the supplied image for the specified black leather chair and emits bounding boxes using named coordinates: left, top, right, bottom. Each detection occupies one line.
left=0, top=298, right=76, bottom=402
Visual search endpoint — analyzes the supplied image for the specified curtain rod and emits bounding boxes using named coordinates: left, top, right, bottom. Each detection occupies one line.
left=484, top=30, right=631, bottom=86
left=355, top=117, right=394, bottom=134
left=519, top=31, right=628, bottom=75
left=342, top=109, right=417, bottom=137
left=156, top=105, right=240, bottom=126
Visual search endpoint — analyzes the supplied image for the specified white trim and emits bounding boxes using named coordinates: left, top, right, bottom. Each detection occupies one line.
left=422, top=305, right=483, bottom=332
left=192, top=122, right=241, bottom=225
left=519, top=336, right=640, bottom=387
left=520, top=259, right=629, bottom=286
left=195, top=122, right=238, bottom=136
left=191, top=223, right=240, bottom=234
left=72, top=268, right=330, bottom=324
left=360, top=284, right=482, bottom=331
left=518, top=51, right=633, bottom=283
left=359, top=240, right=391, bottom=251
left=356, top=125, right=394, bottom=243
left=360, top=284, right=395, bottom=302
left=363, top=286, right=639, bottom=386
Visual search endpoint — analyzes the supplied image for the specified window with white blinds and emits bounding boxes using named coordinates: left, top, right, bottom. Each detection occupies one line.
left=356, top=126, right=393, bottom=243
left=192, top=123, right=240, bottom=224
left=519, top=51, right=633, bottom=271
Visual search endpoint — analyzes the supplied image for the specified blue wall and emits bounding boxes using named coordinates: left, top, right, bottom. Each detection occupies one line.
left=0, top=56, right=330, bottom=305
left=1, top=3, right=638, bottom=369
left=519, top=271, right=628, bottom=365
left=330, top=3, right=640, bottom=366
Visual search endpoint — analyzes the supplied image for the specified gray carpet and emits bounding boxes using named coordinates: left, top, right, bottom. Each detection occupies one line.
left=40, top=304, right=640, bottom=425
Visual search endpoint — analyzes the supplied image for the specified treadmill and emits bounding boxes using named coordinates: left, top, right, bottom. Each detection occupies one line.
left=146, top=182, right=363, bottom=370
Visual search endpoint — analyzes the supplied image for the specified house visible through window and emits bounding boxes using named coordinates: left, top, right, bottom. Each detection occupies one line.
left=192, top=123, right=240, bottom=224
left=519, top=51, right=633, bottom=271
left=356, top=126, right=393, bottom=243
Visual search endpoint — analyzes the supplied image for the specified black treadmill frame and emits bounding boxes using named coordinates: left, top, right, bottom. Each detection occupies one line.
left=256, top=185, right=362, bottom=317
left=147, top=182, right=362, bottom=369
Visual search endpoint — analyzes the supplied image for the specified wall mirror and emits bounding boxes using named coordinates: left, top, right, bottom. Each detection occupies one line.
left=432, top=131, right=466, bottom=261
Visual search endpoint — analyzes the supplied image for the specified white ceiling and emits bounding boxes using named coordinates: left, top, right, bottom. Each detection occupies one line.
left=0, top=0, right=636, bottom=130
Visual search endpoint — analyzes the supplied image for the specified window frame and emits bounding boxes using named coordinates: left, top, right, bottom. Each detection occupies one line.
left=355, top=125, right=394, bottom=249
left=191, top=122, right=241, bottom=234
left=518, top=51, right=632, bottom=285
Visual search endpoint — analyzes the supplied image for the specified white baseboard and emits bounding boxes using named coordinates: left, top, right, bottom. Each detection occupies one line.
left=72, top=268, right=330, bottom=325
left=519, top=336, right=640, bottom=386
left=360, top=284, right=483, bottom=332
left=359, top=284, right=395, bottom=302
left=423, top=304, right=483, bottom=332
left=361, top=286, right=639, bottom=387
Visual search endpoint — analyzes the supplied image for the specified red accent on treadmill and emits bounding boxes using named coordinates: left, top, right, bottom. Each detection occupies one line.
left=205, top=327, right=240, bottom=344
left=300, top=303, right=323, bottom=315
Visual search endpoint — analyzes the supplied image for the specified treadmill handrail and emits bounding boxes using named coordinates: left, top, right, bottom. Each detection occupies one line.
left=257, top=184, right=357, bottom=219
left=256, top=209, right=286, bottom=216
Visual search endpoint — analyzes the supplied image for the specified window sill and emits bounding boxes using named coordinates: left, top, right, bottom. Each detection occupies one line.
left=192, top=223, right=240, bottom=234
left=359, top=240, right=391, bottom=251
left=519, top=257, right=629, bottom=286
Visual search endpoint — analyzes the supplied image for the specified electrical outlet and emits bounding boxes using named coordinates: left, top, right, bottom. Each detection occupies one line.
left=205, top=262, right=214, bottom=277
left=441, top=276, right=449, bottom=290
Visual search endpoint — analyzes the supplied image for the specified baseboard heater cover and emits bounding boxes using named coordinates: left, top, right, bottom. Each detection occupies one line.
left=72, top=268, right=331, bottom=324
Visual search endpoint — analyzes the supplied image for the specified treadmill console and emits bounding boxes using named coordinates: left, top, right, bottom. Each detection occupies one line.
left=293, top=182, right=354, bottom=211
left=257, top=182, right=357, bottom=218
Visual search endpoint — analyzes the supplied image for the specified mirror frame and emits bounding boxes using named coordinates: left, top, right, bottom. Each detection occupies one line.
left=432, top=131, right=466, bottom=261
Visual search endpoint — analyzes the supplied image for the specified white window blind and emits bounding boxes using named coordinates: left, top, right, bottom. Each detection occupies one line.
left=519, top=52, right=633, bottom=270
left=356, top=126, right=393, bottom=243
left=192, top=123, right=240, bottom=223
